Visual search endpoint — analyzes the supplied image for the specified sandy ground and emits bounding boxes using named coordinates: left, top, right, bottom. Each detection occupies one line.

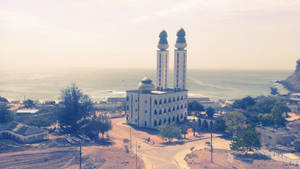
left=185, top=149, right=300, bottom=169
left=1, top=117, right=299, bottom=169
left=0, top=145, right=144, bottom=169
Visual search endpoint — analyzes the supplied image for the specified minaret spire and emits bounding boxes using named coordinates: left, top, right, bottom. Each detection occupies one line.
left=174, top=28, right=187, bottom=90
left=157, top=30, right=169, bottom=90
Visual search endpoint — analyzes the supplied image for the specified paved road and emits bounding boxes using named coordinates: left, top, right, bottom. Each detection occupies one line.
left=139, top=138, right=209, bottom=169
left=112, top=118, right=230, bottom=169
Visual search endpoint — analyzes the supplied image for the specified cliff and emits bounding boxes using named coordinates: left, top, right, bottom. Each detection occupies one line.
left=280, top=59, right=300, bottom=92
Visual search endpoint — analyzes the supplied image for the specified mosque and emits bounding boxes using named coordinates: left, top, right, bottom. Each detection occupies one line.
left=125, top=28, right=188, bottom=129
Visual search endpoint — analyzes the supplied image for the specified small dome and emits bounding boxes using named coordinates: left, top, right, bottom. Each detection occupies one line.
left=138, top=77, right=155, bottom=91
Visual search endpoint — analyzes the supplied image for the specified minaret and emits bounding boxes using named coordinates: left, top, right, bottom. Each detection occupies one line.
left=174, top=28, right=187, bottom=90
left=157, top=30, right=169, bottom=90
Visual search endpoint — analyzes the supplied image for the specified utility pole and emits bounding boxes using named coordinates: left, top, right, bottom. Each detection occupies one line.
left=130, top=128, right=132, bottom=151
left=136, top=141, right=138, bottom=169
left=80, top=142, right=82, bottom=169
left=210, top=124, right=213, bottom=163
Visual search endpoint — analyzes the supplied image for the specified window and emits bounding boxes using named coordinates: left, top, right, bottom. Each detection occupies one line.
left=126, top=96, right=129, bottom=101
left=159, top=119, right=162, bottom=125
left=181, top=114, right=183, bottom=119
left=181, top=96, right=183, bottom=100
left=173, top=107, right=175, bottom=111
left=163, top=118, right=166, bottom=124
left=164, top=109, right=167, bottom=113
left=173, top=97, right=175, bottom=102
left=154, top=110, right=157, bottom=115
left=181, top=105, right=183, bottom=109
left=168, top=98, right=171, bottom=103
left=159, top=99, right=162, bottom=105
left=154, top=100, right=157, bottom=105
left=177, top=97, right=179, bottom=101
left=177, top=106, right=179, bottom=110
left=145, top=110, right=147, bottom=113
left=168, top=108, right=171, bottom=113
left=159, top=109, right=162, bottom=114
left=145, top=100, right=148, bottom=104
left=164, top=99, right=167, bottom=104
left=154, top=120, right=157, bottom=126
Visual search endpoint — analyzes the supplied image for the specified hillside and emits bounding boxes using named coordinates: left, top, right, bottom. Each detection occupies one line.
left=280, top=59, right=300, bottom=92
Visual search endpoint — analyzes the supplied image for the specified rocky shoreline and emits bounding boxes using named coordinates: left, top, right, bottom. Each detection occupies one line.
left=279, top=59, right=300, bottom=93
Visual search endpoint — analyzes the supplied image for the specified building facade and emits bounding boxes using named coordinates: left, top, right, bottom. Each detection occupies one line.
left=126, top=29, right=188, bottom=129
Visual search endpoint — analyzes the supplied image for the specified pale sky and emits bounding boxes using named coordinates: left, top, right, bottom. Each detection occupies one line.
left=0, top=0, right=300, bottom=70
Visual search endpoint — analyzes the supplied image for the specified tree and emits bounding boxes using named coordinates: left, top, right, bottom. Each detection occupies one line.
left=82, top=114, right=112, bottom=140
left=233, top=96, right=256, bottom=110
left=159, top=124, right=181, bottom=142
left=56, top=84, right=94, bottom=134
left=271, top=102, right=290, bottom=117
left=270, top=87, right=279, bottom=95
left=206, top=107, right=215, bottom=118
left=180, top=125, right=189, bottom=138
left=0, top=96, right=8, bottom=103
left=23, top=99, right=35, bottom=108
left=188, top=101, right=204, bottom=115
left=0, top=103, right=14, bottom=123
left=212, top=118, right=226, bottom=132
left=230, top=128, right=261, bottom=155
left=224, top=112, right=247, bottom=135
left=190, top=120, right=200, bottom=136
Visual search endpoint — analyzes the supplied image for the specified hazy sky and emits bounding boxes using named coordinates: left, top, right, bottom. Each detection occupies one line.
left=0, top=0, right=299, bottom=70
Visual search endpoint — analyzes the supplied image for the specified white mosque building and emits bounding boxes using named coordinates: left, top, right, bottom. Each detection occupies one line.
left=125, top=28, right=188, bottom=129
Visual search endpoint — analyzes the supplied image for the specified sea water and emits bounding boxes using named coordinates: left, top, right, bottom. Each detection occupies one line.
left=0, top=68, right=292, bottom=101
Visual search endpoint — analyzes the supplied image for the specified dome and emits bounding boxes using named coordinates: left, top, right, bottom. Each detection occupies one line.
left=138, top=77, right=155, bottom=91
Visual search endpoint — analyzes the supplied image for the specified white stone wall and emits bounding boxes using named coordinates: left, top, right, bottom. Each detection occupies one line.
left=174, top=49, right=187, bottom=90
left=126, top=90, right=188, bottom=129
left=157, top=50, right=169, bottom=90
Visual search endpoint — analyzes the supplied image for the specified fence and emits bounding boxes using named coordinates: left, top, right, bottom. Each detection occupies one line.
left=256, top=149, right=300, bottom=166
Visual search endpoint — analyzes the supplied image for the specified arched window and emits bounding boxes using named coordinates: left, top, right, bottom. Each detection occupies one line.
left=154, top=100, right=157, bottom=105
left=159, top=99, right=162, bottom=105
left=168, top=117, right=171, bottom=123
left=163, top=118, right=166, bottom=124
left=164, top=99, right=167, bottom=104
left=159, top=109, right=162, bottom=114
left=168, top=108, right=171, bottom=113
left=154, top=110, right=157, bottom=115
left=168, top=98, right=171, bottom=103
left=173, top=97, right=176, bottom=102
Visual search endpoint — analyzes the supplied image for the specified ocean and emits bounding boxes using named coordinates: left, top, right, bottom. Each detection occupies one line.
left=0, top=68, right=292, bottom=101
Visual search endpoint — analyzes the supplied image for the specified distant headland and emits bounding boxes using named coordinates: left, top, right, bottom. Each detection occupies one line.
left=279, top=59, right=300, bottom=92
